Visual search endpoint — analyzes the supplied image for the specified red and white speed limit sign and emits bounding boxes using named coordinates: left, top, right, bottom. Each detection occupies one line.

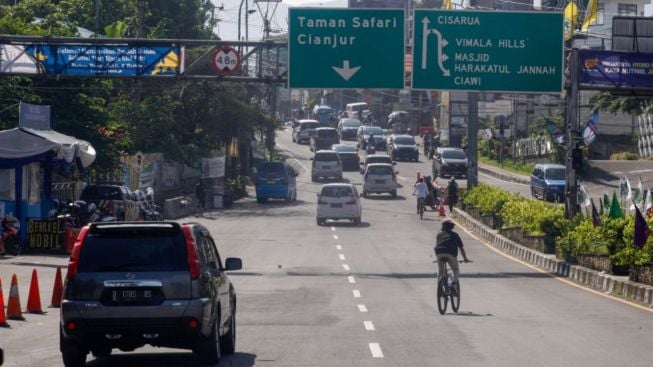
left=211, top=46, right=241, bottom=76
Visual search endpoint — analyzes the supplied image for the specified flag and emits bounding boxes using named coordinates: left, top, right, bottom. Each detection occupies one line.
left=581, top=0, right=598, bottom=32
left=634, top=204, right=650, bottom=248
left=442, top=0, right=452, bottom=9
left=609, top=191, right=623, bottom=219
left=620, top=177, right=632, bottom=201
left=591, top=199, right=601, bottom=227
left=563, top=1, right=579, bottom=41
left=634, top=177, right=643, bottom=204
left=480, top=128, right=493, bottom=140
left=546, top=122, right=565, bottom=144
left=579, top=183, right=591, bottom=207
left=582, top=112, right=599, bottom=145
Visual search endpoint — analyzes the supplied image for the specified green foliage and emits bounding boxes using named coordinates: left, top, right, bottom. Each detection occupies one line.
left=609, top=151, right=639, bottom=160
left=557, top=218, right=609, bottom=257
left=500, top=197, right=566, bottom=236
left=478, top=155, right=534, bottom=176
left=461, top=182, right=518, bottom=216
left=612, top=216, right=653, bottom=266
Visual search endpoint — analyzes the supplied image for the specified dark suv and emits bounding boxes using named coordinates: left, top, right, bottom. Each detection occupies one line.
left=60, top=222, right=242, bottom=366
left=310, top=127, right=340, bottom=152
left=79, top=183, right=140, bottom=221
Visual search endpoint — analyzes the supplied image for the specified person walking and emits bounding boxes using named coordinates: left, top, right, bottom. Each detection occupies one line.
left=446, top=177, right=458, bottom=213
left=195, top=179, right=206, bottom=217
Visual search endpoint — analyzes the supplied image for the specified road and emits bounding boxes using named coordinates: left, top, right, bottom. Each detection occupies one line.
left=0, top=128, right=651, bottom=366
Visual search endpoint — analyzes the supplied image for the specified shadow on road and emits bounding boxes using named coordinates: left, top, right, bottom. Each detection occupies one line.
left=448, top=311, right=494, bottom=317
left=86, top=351, right=257, bottom=367
left=325, top=221, right=371, bottom=228
left=363, top=195, right=407, bottom=201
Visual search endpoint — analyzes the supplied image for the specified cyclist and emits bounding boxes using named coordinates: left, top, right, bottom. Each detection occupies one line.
left=412, top=177, right=428, bottom=214
left=434, top=219, right=470, bottom=283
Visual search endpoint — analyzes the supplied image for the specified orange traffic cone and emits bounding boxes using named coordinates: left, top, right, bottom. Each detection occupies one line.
left=7, top=274, right=25, bottom=320
left=438, top=203, right=446, bottom=217
left=0, top=278, right=10, bottom=327
left=49, top=267, right=63, bottom=308
left=26, top=269, right=45, bottom=314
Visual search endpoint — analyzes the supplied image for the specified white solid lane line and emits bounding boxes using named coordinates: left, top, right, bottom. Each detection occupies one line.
left=339, top=254, right=346, bottom=260
left=342, top=264, right=350, bottom=271
left=357, top=304, right=368, bottom=312
left=369, top=343, right=384, bottom=358
left=348, top=276, right=356, bottom=284
left=364, top=321, right=375, bottom=331
left=336, top=245, right=342, bottom=250
left=353, top=290, right=361, bottom=298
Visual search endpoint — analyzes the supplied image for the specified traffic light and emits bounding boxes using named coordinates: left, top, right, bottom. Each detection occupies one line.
left=572, top=147, right=583, bottom=171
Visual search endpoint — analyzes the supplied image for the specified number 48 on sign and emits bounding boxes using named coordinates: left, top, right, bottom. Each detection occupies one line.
left=211, top=46, right=241, bottom=76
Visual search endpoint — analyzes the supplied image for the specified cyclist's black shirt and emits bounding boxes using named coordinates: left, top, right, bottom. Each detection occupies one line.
left=434, top=230, right=463, bottom=257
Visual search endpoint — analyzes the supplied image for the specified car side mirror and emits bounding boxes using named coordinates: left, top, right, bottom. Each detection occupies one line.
left=225, top=257, right=242, bottom=271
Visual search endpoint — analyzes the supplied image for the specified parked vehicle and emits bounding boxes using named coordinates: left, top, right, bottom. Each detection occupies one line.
left=362, top=163, right=398, bottom=198
left=387, top=134, right=419, bottom=162
left=360, top=153, right=395, bottom=174
left=292, top=119, right=319, bottom=144
left=316, top=183, right=362, bottom=225
left=432, top=147, right=468, bottom=178
left=530, top=163, right=566, bottom=202
left=331, top=144, right=360, bottom=171
left=337, top=118, right=362, bottom=140
left=311, top=150, right=343, bottom=182
left=0, top=214, right=21, bottom=256
left=345, top=102, right=368, bottom=119
left=357, top=125, right=385, bottom=150
left=255, top=161, right=298, bottom=203
left=79, top=183, right=140, bottom=221
left=310, top=127, right=340, bottom=152
left=60, top=222, right=242, bottom=366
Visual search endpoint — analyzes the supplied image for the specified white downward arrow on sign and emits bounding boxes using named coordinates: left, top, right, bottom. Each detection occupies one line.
left=332, top=60, right=361, bottom=81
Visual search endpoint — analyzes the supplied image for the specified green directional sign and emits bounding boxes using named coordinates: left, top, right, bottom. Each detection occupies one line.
left=288, top=8, right=405, bottom=89
left=412, top=10, right=563, bottom=93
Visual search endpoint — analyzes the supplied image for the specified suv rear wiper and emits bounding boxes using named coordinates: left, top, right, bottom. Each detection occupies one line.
left=94, top=262, right=153, bottom=271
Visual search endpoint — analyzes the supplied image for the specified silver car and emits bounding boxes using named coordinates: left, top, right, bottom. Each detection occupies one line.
left=316, top=183, right=362, bottom=225
left=362, top=163, right=398, bottom=198
left=311, top=150, right=343, bottom=182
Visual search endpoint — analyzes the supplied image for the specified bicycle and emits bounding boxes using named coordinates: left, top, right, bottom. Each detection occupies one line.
left=434, top=259, right=470, bottom=315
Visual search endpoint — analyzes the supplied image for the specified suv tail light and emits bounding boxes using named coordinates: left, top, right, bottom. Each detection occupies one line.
left=181, top=226, right=201, bottom=280
left=66, top=226, right=90, bottom=280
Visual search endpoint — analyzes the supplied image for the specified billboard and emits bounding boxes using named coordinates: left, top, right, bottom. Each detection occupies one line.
left=578, top=50, right=653, bottom=91
left=0, top=43, right=183, bottom=77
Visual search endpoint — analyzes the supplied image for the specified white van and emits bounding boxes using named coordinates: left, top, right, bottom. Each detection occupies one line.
left=346, top=102, right=369, bottom=119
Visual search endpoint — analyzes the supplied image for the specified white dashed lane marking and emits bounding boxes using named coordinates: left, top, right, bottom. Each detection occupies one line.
left=342, top=264, right=350, bottom=271
left=333, top=235, right=339, bottom=240
left=336, top=245, right=342, bottom=250
left=348, top=276, right=356, bottom=284
left=331, top=226, right=336, bottom=231
left=369, top=343, right=384, bottom=358
left=353, top=290, right=361, bottom=298
left=339, top=254, right=346, bottom=260
left=364, top=321, right=375, bottom=331
left=357, top=304, right=368, bottom=312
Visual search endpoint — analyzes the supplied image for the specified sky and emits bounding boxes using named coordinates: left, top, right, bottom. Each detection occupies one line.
left=212, top=0, right=653, bottom=40
left=211, top=0, right=347, bottom=41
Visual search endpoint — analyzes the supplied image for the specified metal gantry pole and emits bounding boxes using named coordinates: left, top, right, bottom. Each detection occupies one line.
left=467, top=92, right=479, bottom=189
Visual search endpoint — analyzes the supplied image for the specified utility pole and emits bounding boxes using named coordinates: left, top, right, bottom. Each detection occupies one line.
left=564, top=48, right=580, bottom=219
left=467, top=92, right=479, bottom=189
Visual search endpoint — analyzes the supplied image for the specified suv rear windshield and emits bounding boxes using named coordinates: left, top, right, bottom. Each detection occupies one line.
left=78, top=229, right=188, bottom=272
left=321, top=186, right=353, bottom=197
left=300, top=122, right=318, bottom=130
left=314, top=153, right=339, bottom=162
left=394, top=137, right=415, bottom=145
left=363, top=127, right=383, bottom=135
left=367, top=156, right=392, bottom=164
left=80, top=186, right=123, bottom=201
left=257, top=162, right=286, bottom=178
left=545, top=168, right=565, bottom=180
left=368, top=166, right=393, bottom=175
left=441, top=150, right=466, bottom=159
left=317, top=129, right=338, bottom=138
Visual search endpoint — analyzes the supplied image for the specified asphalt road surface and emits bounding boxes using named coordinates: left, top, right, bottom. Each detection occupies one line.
left=0, top=129, right=651, bottom=367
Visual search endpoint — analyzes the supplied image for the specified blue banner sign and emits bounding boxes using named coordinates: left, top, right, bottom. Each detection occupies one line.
left=0, top=44, right=183, bottom=76
left=578, top=50, right=653, bottom=90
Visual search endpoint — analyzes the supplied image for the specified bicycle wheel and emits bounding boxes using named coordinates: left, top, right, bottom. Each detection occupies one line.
left=436, top=277, right=448, bottom=315
left=450, top=280, right=460, bottom=313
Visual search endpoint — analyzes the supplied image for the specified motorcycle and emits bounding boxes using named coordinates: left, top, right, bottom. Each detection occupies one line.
left=366, top=144, right=376, bottom=155
left=1, top=215, right=22, bottom=256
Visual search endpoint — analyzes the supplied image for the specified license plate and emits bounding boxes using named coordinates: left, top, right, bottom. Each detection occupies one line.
left=266, top=180, right=277, bottom=184
left=331, top=203, right=343, bottom=208
left=111, top=289, right=153, bottom=304
left=375, top=180, right=385, bottom=184
left=321, top=165, right=331, bottom=169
